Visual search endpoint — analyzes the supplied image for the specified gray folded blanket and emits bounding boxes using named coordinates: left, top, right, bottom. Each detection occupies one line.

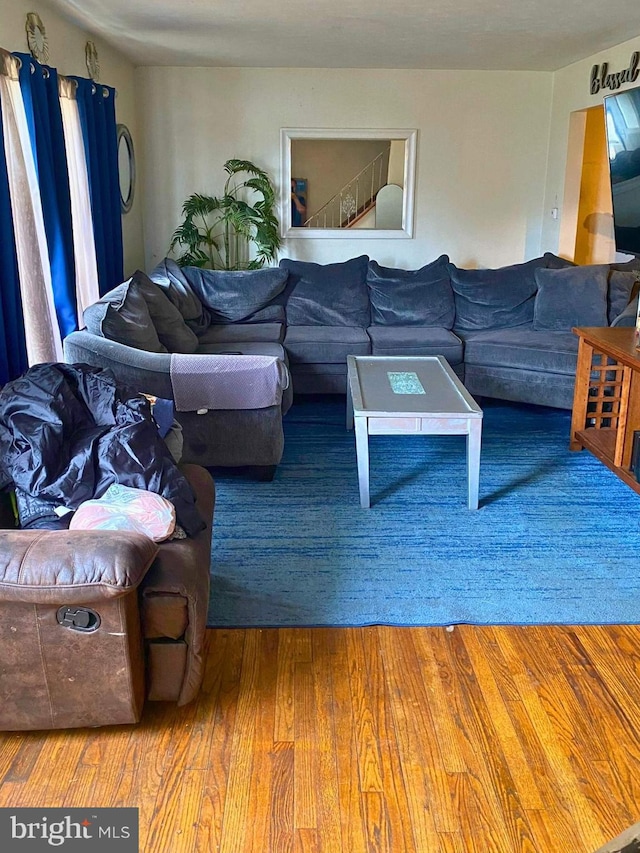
left=170, top=353, right=289, bottom=411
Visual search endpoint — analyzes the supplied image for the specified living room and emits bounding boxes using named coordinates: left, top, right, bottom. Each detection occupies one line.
left=2, top=1, right=640, bottom=851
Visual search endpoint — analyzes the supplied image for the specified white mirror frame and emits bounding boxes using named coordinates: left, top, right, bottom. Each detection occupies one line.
left=116, top=124, right=136, bottom=214
left=280, top=127, right=417, bottom=240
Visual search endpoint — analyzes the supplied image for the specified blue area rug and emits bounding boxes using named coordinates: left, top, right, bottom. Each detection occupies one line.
left=207, top=396, right=640, bottom=627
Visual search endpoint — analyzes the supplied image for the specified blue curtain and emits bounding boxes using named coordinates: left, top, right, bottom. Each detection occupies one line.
left=15, top=53, right=77, bottom=339
left=0, top=99, right=28, bottom=385
left=70, top=76, right=123, bottom=294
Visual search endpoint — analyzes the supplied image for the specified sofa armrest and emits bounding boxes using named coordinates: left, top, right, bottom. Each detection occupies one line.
left=63, top=332, right=291, bottom=415
left=170, top=352, right=289, bottom=411
left=63, top=330, right=174, bottom=398
left=0, top=530, right=159, bottom=604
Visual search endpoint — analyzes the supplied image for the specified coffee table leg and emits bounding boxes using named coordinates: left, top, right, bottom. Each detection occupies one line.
left=467, top=420, right=482, bottom=510
left=354, top=416, right=370, bottom=508
left=346, top=385, right=354, bottom=430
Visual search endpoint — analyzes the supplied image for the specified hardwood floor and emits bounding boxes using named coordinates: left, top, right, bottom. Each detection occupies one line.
left=1, top=625, right=640, bottom=852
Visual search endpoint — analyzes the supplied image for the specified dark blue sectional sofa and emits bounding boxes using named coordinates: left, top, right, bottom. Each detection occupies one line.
left=277, top=252, right=640, bottom=408
left=63, top=252, right=640, bottom=472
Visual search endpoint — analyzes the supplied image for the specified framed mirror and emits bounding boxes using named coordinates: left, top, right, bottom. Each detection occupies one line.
left=280, top=128, right=417, bottom=240
left=116, top=124, right=135, bottom=214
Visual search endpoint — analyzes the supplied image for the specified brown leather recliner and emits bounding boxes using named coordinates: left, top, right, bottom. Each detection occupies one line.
left=0, top=464, right=214, bottom=731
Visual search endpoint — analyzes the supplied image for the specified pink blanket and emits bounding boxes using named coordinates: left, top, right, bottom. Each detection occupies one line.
left=169, top=353, right=289, bottom=411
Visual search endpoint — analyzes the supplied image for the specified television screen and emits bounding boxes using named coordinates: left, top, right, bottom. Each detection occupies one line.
left=604, top=84, right=640, bottom=256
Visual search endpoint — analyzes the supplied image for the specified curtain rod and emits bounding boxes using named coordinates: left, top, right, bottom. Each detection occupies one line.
left=0, top=45, right=116, bottom=95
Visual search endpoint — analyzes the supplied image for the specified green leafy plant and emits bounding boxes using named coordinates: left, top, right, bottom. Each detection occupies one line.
left=169, top=159, right=281, bottom=270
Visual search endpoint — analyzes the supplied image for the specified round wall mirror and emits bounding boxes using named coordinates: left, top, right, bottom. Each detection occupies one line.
left=116, top=124, right=135, bottom=214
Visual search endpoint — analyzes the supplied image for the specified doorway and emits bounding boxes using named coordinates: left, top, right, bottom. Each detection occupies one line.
left=560, top=105, right=614, bottom=264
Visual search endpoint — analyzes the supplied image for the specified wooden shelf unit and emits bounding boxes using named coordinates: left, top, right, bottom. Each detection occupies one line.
left=570, top=326, right=640, bottom=495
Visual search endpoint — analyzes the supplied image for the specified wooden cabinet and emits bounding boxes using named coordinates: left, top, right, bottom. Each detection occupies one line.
left=570, top=326, right=640, bottom=494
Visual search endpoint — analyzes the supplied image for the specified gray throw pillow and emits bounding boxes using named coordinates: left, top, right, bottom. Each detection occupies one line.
left=131, top=271, right=199, bottom=353
left=235, top=303, right=286, bottom=324
left=182, top=267, right=289, bottom=323
left=367, top=256, right=455, bottom=328
left=544, top=252, right=576, bottom=269
left=149, top=258, right=212, bottom=336
left=611, top=257, right=640, bottom=272
left=449, top=258, right=545, bottom=332
left=608, top=269, right=640, bottom=324
left=83, top=280, right=167, bottom=353
left=533, top=266, right=609, bottom=331
left=280, top=255, right=371, bottom=327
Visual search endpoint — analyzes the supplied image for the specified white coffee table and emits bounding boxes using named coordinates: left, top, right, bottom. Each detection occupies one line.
left=346, top=355, right=483, bottom=509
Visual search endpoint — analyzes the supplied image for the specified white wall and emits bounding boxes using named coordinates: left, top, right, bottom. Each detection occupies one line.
left=137, top=67, right=553, bottom=270
left=543, top=34, right=640, bottom=258
left=3, top=8, right=639, bottom=276
left=0, top=0, right=144, bottom=274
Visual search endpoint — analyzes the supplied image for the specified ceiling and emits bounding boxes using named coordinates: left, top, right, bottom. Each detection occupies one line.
left=46, top=0, right=640, bottom=71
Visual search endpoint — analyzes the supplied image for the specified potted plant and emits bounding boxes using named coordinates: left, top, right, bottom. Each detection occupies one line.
left=169, top=159, right=281, bottom=270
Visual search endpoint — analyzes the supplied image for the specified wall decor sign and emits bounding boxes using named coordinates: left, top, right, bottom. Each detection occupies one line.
left=590, top=51, right=639, bottom=94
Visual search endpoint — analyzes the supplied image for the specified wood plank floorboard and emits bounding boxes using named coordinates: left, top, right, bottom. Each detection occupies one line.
left=1, top=625, right=640, bottom=852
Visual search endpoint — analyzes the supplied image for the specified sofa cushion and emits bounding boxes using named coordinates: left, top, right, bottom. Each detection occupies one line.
left=83, top=277, right=167, bottom=353
left=290, top=362, right=346, bottom=376
left=84, top=272, right=199, bottom=354
left=611, top=257, right=640, bottom=272
left=232, top=304, right=286, bottom=324
left=608, top=269, right=640, bottom=323
left=366, top=256, right=455, bottom=328
left=183, top=267, right=289, bottom=323
left=366, top=326, right=463, bottom=364
left=196, top=342, right=287, bottom=360
left=132, top=272, right=199, bottom=353
left=533, top=266, right=608, bottom=331
left=197, top=322, right=284, bottom=345
left=449, top=258, right=545, bottom=332
left=544, top=252, right=576, bottom=269
left=280, top=256, right=370, bottom=326
left=149, top=258, right=212, bottom=336
left=284, top=325, right=370, bottom=363
left=462, top=327, right=579, bottom=375
left=610, top=293, right=639, bottom=327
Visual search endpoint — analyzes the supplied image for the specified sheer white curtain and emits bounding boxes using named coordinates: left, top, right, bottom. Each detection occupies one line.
left=0, top=50, right=62, bottom=363
left=59, top=76, right=99, bottom=320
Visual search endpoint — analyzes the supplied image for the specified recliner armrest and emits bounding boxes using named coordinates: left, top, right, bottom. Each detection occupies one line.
left=140, top=464, right=214, bottom=705
left=0, top=530, right=159, bottom=604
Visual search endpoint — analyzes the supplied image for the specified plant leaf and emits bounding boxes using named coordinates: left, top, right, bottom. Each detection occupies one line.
left=170, top=160, right=280, bottom=269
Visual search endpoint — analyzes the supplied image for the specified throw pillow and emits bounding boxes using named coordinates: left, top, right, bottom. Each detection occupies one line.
left=366, top=256, right=455, bottom=328
left=149, top=258, right=212, bottom=336
left=83, top=279, right=167, bottom=353
left=544, top=252, right=577, bottom=269
left=608, top=269, right=640, bottom=324
left=131, top=271, right=199, bottom=353
left=183, top=267, right=289, bottom=323
left=280, top=256, right=370, bottom=327
left=235, top=303, right=286, bottom=324
left=610, top=257, right=640, bottom=273
left=533, top=266, right=609, bottom=331
left=448, top=258, right=545, bottom=332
